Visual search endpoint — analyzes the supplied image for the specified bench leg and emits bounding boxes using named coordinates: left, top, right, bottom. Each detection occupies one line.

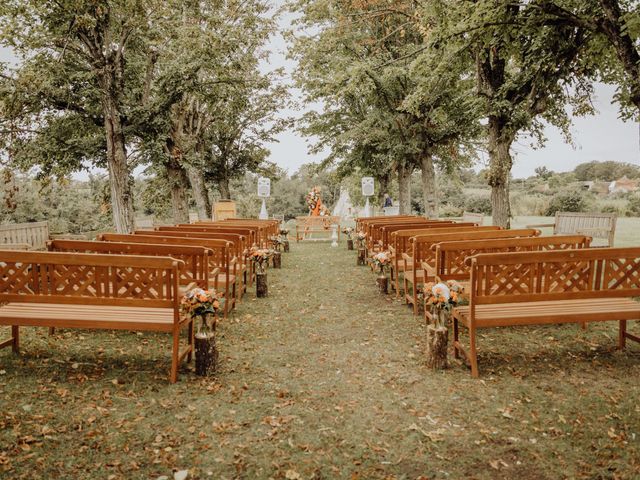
left=469, top=326, right=479, bottom=378
left=170, top=328, right=180, bottom=383
left=619, top=320, right=627, bottom=349
left=12, top=326, right=19, bottom=353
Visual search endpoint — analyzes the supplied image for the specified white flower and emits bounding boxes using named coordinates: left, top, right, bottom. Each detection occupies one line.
left=431, top=282, right=450, bottom=300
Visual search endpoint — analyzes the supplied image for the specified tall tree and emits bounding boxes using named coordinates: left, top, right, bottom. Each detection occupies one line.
left=419, top=1, right=593, bottom=226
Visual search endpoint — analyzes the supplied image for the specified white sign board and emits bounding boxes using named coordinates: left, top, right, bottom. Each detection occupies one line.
left=257, top=177, right=271, bottom=198
left=361, top=177, right=374, bottom=197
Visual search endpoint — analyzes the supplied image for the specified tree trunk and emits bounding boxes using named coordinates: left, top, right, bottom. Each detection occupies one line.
left=377, top=172, right=391, bottom=208
left=487, top=118, right=514, bottom=228
left=103, top=99, right=134, bottom=233
left=397, top=163, right=412, bottom=215
left=165, top=158, right=190, bottom=225
left=598, top=0, right=640, bottom=112
left=420, top=153, right=438, bottom=219
left=185, top=164, right=211, bottom=220
left=218, top=176, right=231, bottom=200
left=195, top=333, right=218, bottom=376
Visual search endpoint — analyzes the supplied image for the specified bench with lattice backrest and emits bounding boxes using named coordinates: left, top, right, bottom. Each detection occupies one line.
left=526, top=212, right=617, bottom=246
left=403, top=229, right=540, bottom=315
left=139, top=229, right=249, bottom=292
left=452, top=248, right=640, bottom=377
left=427, top=235, right=592, bottom=322
left=98, top=233, right=237, bottom=318
left=47, top=240, right=214, bottom=292
left=390, top=226, right=502, bottom=297
left=0, top=251, right=191, bottom=383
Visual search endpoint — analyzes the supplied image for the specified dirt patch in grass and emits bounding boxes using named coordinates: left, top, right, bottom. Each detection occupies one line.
left=1, top=241, right=639, bottom=479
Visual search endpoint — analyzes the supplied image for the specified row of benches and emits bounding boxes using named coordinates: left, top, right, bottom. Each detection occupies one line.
left=0, top=218, right=282, bottom=382
left=355, top=214, right=639, bottom=377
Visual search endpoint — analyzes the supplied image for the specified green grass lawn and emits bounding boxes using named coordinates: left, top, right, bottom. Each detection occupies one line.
left=1, top=241, right=639, bottom=479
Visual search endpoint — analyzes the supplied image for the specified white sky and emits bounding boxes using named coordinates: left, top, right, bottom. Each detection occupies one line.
left=2, top=10, right=640, bottom=181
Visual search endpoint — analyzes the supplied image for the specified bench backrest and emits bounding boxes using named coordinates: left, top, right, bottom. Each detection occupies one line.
left=139, top=229, right=247, bottom=260
left=391, top=225, right=501, bottom=258
left=467, top=247, right=640, bottom=309
left=47, top=240, right=211, bottom=288
left=410, top=228, right=540, bottom=270
left=554, top=212, right=617, bottom=246
left=178, top=224, right=257, bottom=246
left=355, top=215, right=416, bottom=231
left=0, top=221, right=49, bottom=250
left=434, top=235, right=592, bottom=282
left=366, top=219, right=440, bottom=247
left=98, top=233, right=233, bottom=277
left=0, top=250, right=180, bottom=309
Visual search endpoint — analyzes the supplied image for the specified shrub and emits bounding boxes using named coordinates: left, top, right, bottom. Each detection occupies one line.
left=545, top=189, right=593, bottom=216
left=463, top=194, right=492, bottom=215
left=627, top=194, right=640, bottom=216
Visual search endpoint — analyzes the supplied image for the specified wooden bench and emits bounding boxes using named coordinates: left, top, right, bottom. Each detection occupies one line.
left=403, top=229, right=540, bottom=315
left=98, top=233, right=237, bottom=318
left=0, top=221, right=49, bottom=250
left=427, top=235, right=592, bottom=321
left=141, top=228, right=250, bottom=291
left=453, top=247, right=640, bottom=377
left=47, top=239, right=214, bottom=292
left=526, top=212, right=617, bottom=246
left=0, top=251, right=191, bottom=383
left=390, top=226, right=502, bottom=296
left=295, top=216, right=341, bottom=242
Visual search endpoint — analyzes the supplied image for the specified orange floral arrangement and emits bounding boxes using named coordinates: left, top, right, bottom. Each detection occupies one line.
left=372, top=251, right=391, bottom=272
left=250, top=247, right=274, bottom=273
left=424, top=281, right=464, bottom=328
left=180, top=288, right=222, bottom=335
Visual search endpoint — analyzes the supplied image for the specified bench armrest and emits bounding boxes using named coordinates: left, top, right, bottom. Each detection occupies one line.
left=401, top=252, right=412, bottom=262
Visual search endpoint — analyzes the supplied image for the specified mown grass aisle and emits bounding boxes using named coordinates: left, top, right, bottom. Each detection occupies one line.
left=1, top=241, right=639, bottom=479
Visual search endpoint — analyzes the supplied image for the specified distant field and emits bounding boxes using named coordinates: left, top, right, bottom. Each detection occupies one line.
left=506, top=215, right=640, bottom=247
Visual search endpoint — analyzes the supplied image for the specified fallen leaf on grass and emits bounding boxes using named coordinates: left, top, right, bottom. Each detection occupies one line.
left=285, top=470, right=300, bottom=479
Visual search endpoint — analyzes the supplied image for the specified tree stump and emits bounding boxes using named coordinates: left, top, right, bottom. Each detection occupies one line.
left=357, top=248, right=366, bottom=266
left=195, top=333, right=218, bottom=376
left=376, top=274, right=388, bottom=294
left=272, top=251, right=282, bottom=269
left=426, top=325, right=448, bottom=370
left=347, top=239, right=354, bottom=250
left=256, top=272, right=268, bottom=297
left=283, top=240, right=290, bottom=252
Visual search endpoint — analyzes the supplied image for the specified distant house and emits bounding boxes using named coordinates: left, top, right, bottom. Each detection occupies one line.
left=580, top=181, right=610, bottom=196
left=608, top=176, right=639, bottom=194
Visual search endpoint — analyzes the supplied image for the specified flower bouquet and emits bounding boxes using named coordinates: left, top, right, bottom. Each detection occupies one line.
left=306, top=187, right=321, bottom=212
left=180, top=287, right=221, bottom=335
left=180, top=287, right=221, bottom=376
left=279, top=229, right=290, bottom=252
left=372, top=251, right=391, bottom=294
left=250, top=247, right=274, bottom=297
left=423, top=280, right=464, bottom=370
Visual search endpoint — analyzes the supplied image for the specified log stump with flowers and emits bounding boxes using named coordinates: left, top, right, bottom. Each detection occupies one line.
left=424, top=281, right=464, bottom=370
left=355, top=232, right=367, bottom=266
left=372, top=251, right=391, bottom=294
left=270, top=236, right=284, bottom=268
left=250, top=247, right=273, bottom=298
left=342, top=227, right=354, bottom=250
left=180, top=288, right=222, bottom=376
left=279, top=229, right=290, bottom=252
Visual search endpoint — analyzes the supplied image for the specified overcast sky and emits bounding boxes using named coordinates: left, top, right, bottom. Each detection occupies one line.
left=2, top=12, right=639, bottom=181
